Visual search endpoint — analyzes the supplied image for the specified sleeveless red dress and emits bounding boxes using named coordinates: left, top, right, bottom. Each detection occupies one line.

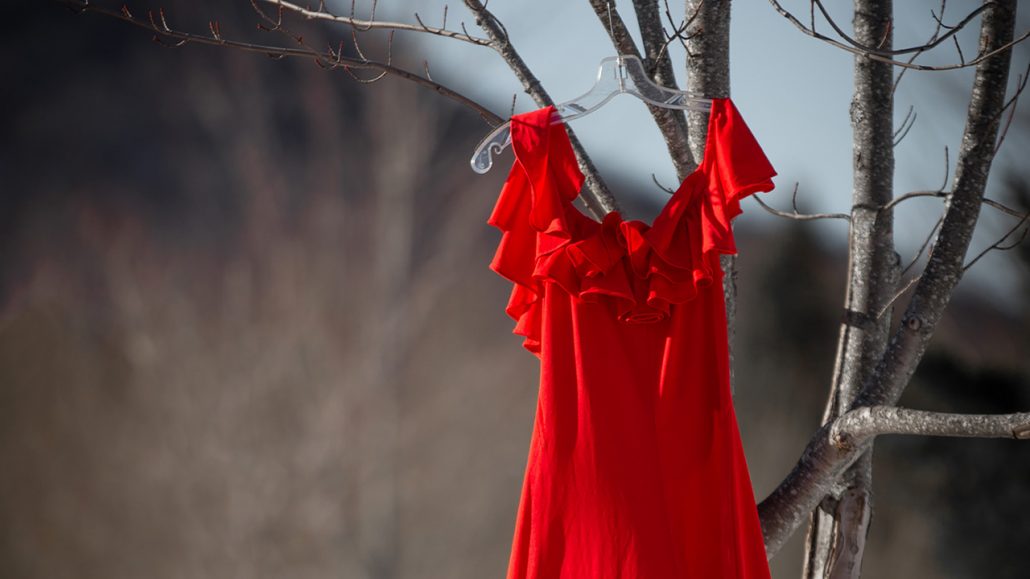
left=489, top=98, right=775, bottom=578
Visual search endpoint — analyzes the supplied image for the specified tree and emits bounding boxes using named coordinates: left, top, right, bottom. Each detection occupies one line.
left=54, top=1, right=1030, bottom=577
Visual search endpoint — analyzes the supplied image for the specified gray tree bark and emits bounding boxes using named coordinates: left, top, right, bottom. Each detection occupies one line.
left=804, top=2, right=897, bottom=577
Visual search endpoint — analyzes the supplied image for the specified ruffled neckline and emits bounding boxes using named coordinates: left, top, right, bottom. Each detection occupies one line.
left=488, top=98, right=776, bottom=354
left=529, top=100, right=717, bottom=234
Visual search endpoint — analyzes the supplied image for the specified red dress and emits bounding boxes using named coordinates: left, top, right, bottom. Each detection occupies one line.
left=488, top=98, right=776, bottom=578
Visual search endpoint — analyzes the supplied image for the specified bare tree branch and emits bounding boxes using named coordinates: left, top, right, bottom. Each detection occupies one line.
left=762, top=401, right=1030, bottom=561
left=882, top=190, right=946, bottom=211
left=651, top=173, right=676, bottom=194
left=463, top=0, right=617, bottom=217
left=588, top=0, right=694, bottom=180
left=877, top=189, right=1030, bottom=317
left=649, top=0, right=703, bottom=68
left=659, top=0, right=698, bottom=57
left=892, top=0, right=950, bottom=94
left=249, top=0, right=394, bottom=83
left=753, top=194, right=851, bottom=222
left=831, top=406, right=1030, bottom=448
left=59, top=0, right=503, bottom=125
left=983, top=196, right=1029, bottom=218
left=962, top=211, right=1030, bottom=271
left=886, top=191, right=1028, bottom=219
left=892, top=105, right=917, bottom=147
left=258, top=0, right=491, bottom=46
left=809, top=0, right=983, bottom=57
left=63, top=0, right=624, bottom=221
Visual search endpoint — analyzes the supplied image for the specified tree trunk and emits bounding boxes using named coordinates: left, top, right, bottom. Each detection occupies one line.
left=803, top=2, right=897, bottom=577
left=684, top=0, right=737, bottom=392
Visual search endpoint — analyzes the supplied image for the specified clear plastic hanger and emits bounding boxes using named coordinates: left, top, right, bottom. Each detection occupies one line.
left=469, top=54, right=712, bottom=174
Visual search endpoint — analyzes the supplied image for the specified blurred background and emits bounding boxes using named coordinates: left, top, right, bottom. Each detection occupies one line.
left=1, top=1, right=1029, bottom=578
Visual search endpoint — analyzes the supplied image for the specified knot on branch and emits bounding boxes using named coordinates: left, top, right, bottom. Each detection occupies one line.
left=817, top=493, right=840, bottom=514
left=1014, top=423, right=1030, bottom=440
left=829, top=407, right=880, bottom=452
left=842, top=308, right=875, bottom=331
left=830, top=428, right=856, bottom=452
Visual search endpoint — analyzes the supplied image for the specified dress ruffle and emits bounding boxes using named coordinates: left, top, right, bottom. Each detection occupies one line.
left=488, top=101, right=775, bottom=355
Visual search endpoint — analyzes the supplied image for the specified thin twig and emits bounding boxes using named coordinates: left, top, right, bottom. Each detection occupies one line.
left=767, top=0, right=1029, bottom=71
left=652, top=173, right=676, bottom=194
left=753, top=191, right=851, bottom=222
left=663, top=0, right=696, bottom=55
left=883, top=191, right=947, bottom=212
left=952, top=34, right=967, bottom=66
left=883, top=191, right=1027, bottom=221
left=982, top=197, right=1027, bottom=218
left=892, top=0, right=948, bottom=94
left=882, top=148, right=951, bottom=213
left=652, top=0, right=704, bottom=68
left=962, top=212, right=1030, bottom=271
left=901, top=214, right=944, bottom=277
left=876, top=274, right=920, bottom=321
left=893, top=106, right=917, bottom=147
left=994, top=61, right=1030, bottom=154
